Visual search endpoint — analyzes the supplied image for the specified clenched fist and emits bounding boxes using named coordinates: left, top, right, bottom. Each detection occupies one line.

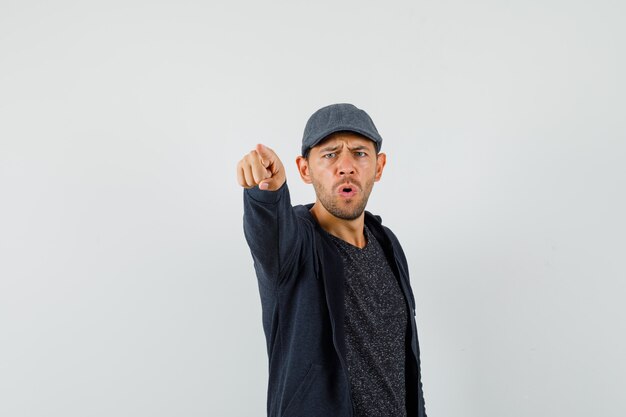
left=236, top=144, right=286, bottom=191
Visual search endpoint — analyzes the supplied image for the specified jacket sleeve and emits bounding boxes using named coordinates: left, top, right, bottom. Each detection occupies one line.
left=243, top=181, right=303, bottom=288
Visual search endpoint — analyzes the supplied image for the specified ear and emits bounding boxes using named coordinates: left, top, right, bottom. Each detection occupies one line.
left=374, top=152, right=386, bottom=182
left=296, top=156, right=312, bottom=184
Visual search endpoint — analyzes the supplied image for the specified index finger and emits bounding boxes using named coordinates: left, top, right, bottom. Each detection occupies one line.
left=255, top=144, right=276, bottom=168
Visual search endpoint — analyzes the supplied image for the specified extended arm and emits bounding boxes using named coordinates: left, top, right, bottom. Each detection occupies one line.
left=238, top=144, right=302, bottom=287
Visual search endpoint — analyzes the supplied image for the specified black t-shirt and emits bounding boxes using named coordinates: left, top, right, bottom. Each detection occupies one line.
left=328, top=225, right=408, bottom=417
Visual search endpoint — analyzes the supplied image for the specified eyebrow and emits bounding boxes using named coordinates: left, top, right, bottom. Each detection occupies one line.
left=319, top=144, right=370, bottom=152
left=319, top=145, right=340, bottom=152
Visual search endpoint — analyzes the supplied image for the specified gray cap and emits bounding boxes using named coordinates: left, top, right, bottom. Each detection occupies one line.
left=301, top=103, right=383, bottom=157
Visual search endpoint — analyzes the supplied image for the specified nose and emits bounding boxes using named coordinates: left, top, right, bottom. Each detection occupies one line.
left=337, top=153, right=355, bottom=176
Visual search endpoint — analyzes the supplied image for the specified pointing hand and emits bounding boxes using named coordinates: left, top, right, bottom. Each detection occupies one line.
left=236, top=144, right=286, bottom=191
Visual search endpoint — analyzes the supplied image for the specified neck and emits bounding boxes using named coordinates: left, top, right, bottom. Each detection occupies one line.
left=310, top=201, right=367, bottom=248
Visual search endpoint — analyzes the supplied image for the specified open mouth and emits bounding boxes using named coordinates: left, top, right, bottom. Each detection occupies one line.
left=338, top=184, right=357, bottom=198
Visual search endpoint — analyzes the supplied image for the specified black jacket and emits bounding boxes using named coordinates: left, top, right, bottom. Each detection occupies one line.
left=244, top=182, right=426, bottom=417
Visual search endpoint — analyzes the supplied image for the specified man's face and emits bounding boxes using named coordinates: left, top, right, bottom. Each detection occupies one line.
left=297, top=132, right=386, bottom=221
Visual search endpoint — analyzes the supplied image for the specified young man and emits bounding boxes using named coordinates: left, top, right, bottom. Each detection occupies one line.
left=237, top=103, right=427, bottom=417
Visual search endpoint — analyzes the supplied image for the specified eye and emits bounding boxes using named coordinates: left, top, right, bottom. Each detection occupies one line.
left=354, top=151, right=367, bottom=157
left=323, top=152, right=336, bottom=159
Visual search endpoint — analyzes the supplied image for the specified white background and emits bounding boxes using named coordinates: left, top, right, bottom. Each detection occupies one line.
left=1, top=1, right=624, bottom=416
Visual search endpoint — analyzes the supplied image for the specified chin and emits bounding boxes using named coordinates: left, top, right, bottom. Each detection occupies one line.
left=329, top=202, right=367, bottom=221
